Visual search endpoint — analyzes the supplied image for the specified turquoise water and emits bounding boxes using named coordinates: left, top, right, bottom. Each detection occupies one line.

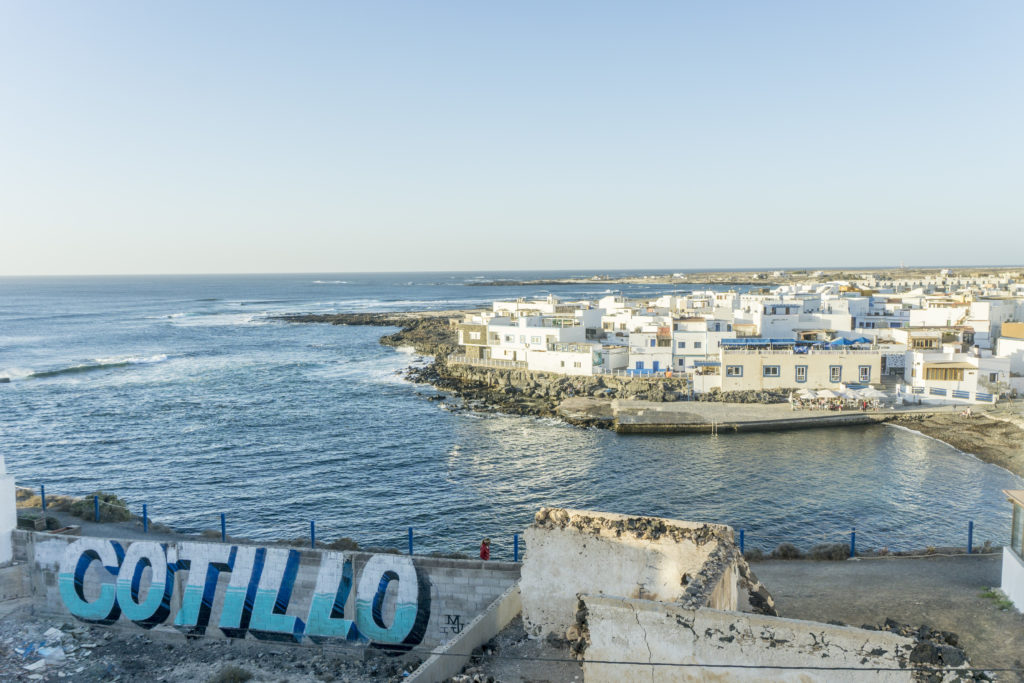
left=1, top=273, right=1020, bottom=559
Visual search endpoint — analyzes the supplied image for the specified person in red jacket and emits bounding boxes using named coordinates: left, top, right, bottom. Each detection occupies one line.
left=479, top=538, right=491, bottom=560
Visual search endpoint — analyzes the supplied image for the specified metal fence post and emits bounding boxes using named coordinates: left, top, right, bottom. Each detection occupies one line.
left=94, top=495, right=100, bottom=523
left=850, top=528, right=856, bottom=558
left=408, top=527, right=414, bottom=556
left=142, top=504, right=148, bottom=534
left=220, top=513, right=227, bottom=543
left=739, top=529, right=745, bottom=554
left=40, top=485, right=46, bottom=514
left=968, top=520, right=974, bottom=554
left=514, top=534, right=519, bottom=562
left=310, top=520, right=316, bottom=549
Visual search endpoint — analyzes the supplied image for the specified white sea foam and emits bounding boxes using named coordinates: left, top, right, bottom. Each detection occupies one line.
left=312, top=280, right=351, bottom=285
left=0, top=367, right=34, bottom=381
left=94, top=353, right=169, bottom=366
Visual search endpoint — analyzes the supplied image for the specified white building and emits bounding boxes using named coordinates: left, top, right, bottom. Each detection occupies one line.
left=903, top=347, right=1009, bottom=403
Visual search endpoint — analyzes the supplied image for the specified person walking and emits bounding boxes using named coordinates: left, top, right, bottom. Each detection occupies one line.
left=479, top=538, right=491, bottom=560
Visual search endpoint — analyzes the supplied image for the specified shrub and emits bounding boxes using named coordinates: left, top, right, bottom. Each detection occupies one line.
left=69, top=491, right=133, bottom=523
left=207, top=666, right=253, bottom=683
left=771, top=543, right=803, bottom=560
left=809, top=543, right=849, bottom=561
left=325, top=537, right=361, bottom=551
left=743, top=548, right=765, bottom=562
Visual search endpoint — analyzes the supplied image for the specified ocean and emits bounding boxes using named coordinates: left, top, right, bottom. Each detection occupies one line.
left=1, top=272, right=1020, bottom=559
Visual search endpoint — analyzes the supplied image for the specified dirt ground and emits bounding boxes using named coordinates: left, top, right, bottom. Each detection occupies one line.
left=755, top=554, right=1024, bottom=680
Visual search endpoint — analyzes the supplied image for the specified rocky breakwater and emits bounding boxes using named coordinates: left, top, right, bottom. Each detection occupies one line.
left=406, top=360, right=692, bottom=425
left=274, top=310, right=467, bottom=356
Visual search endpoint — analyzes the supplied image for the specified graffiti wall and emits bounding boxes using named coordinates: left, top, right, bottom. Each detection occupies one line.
left=19, top=533, right=519, bottom=653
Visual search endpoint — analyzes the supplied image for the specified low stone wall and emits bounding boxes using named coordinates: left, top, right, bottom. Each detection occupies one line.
left=15, top=530, right=518, bottom=653
left=576, top=596, right=959, bottom=682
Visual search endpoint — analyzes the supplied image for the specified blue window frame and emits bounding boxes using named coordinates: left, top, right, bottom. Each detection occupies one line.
left=635, top=361, right=644, bottom=369
left=763, top=365, right=780, bottom=378
left=725, top=365, right=743, bottom=377
left=795, top=365, right=808, bottom=383
left=649, top=339, right=656, bottom=347
left=829, top=365, right=842, bottom=383
left=677, top=341, right=686, bottom=348
left=858, top=365, right=871, bottom=383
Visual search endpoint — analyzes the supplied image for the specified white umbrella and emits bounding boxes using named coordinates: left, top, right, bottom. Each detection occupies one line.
left=797, top=388, right=817, bottom=399
left=859, top=387, right=888, bottom=399
left=817, top=389, right=838, bottom=399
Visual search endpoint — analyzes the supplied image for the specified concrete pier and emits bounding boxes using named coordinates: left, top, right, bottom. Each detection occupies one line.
left=557, top=397, right=927, bottom=434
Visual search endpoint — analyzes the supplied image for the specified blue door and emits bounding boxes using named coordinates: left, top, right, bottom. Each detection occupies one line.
left=653, top=361, right=660, bottom=372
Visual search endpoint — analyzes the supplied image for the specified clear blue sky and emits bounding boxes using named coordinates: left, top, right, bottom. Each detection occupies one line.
left=1, top=1, right=1021, bottom=275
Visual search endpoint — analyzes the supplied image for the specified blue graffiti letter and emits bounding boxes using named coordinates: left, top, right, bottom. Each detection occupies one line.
left=355, top=554, right=431, bottom=653
left=249, top=548, right=305, bottom=642
left=58, top=538, right=125, bottom=625
left=174, top=543, right=235, bottom=636
left=306, top=551, right=359, bottom=642
left=219, top=546, right=265, bottom=638
left=115, top=541, right=176, bottom=628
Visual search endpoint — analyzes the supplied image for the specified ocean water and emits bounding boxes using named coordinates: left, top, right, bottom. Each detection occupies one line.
left=1, top=272, right=1020, bottom=559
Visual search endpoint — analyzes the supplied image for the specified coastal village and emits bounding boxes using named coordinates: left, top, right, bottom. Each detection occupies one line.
left=454, top=270, right=1024, bottom=406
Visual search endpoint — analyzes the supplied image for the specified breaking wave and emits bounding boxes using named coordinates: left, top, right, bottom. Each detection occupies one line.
left=15, top=354, right=169, bottom=380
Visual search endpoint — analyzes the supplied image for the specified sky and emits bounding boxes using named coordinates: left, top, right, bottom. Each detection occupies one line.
left=1, top=1, right=1022, bottom=275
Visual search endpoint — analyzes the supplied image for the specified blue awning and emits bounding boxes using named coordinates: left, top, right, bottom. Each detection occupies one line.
left=693, top=360, right=720, bottom=367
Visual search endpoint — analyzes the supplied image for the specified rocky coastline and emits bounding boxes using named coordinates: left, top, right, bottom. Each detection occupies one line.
left=281, top=311, right=1024, bottom=478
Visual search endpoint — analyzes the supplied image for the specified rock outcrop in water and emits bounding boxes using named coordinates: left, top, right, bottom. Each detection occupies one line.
left=273, top=311, right=462, bottom=356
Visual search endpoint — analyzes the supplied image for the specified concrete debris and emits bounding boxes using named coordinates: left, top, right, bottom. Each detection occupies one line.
left=0, top=606, right=421, bottom=682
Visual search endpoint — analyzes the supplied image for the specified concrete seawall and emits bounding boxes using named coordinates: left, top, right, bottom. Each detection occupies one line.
left=556, top=397, right=939, bottom=434
left=616, top=412, right=888, bottom=434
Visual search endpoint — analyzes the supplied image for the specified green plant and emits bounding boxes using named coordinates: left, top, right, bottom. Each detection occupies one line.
left=207, top=666, right=253, bottom=683
left=980, top=587, right=1014, bottom=610
left=69, top=491, right=133, bottom=523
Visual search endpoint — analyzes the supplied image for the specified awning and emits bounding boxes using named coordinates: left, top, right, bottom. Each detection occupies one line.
left=923, top=362, right=975, bottom=370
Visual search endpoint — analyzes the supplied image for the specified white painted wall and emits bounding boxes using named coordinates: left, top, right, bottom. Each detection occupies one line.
left=0, top=454, right=15, bottom=565
left=1002, top=547, right=1024, bottom=613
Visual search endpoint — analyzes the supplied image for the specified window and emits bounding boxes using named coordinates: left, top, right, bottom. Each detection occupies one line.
left=530, top=336, right=541, bottom=343
left=469, top=331, right=481, bottom=341
left=504, top=335, right=514, bottom=343
left=830, top=365, right=842, bottom=383
left=573, top=361, right=582, bottom=368
left=925, top=367, right=964, bottom=381
left=649, top=339, right=656, bottom=347
left=677, top=341, right=686, bottom=349
left=635, top=361, right=644, bottom=369
left=763, top=365, right=780, bottom=378
left=726, top=365, right=743, bottom=377
left=990, top=373, right=999, bottom=383
left=694, top=341, right=702, bottom=349
left=519, top=335, right=525, bottom=343
left=795, top=365, right=807, bottom=383
left=657, top=338, right=671, bottom=347
left=560, top=361, right=565, bottom=367
left=727, top=324, right=733, bottom=331
left=1013, top=504, right=1024, bottom=558
left=859, top=365, right=871, bottom=383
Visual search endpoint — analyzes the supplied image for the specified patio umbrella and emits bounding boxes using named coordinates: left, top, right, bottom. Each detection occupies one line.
left=797, top=388, right=817, bottom=399
left=817, top=389, right=838, bottom=399
left=859, top=387, right=888, bottom=399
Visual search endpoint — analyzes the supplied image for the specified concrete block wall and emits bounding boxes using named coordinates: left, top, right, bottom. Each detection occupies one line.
left=16, top=530, right=518, bottom=652
left=519, top=507, right=737, bottom=638
left=578, top=596, right=925, bottom=682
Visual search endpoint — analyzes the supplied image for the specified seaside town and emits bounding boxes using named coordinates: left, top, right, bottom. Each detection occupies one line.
left=453, top=269, right=1024, bottom=407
